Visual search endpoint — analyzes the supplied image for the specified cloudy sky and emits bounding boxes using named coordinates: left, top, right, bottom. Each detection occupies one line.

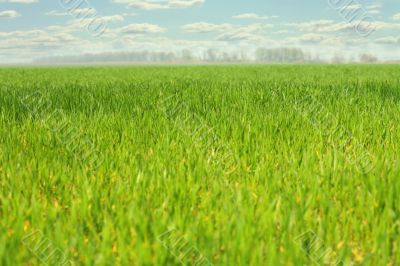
left=0, top=0, right=399, bottom=63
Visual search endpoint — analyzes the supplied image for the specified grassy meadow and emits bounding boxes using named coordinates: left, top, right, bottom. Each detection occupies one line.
left=0, top=65, right=400, bottom=265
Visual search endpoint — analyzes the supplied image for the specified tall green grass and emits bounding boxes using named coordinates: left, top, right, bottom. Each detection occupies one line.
left=0, top=65, right=399, bottom=265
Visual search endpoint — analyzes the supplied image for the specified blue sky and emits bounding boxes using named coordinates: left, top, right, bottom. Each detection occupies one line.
left=0, top=0, right=399, bottom=62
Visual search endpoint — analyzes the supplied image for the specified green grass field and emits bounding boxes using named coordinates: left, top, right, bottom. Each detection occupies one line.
left=1, top=65, right=399, bottom=265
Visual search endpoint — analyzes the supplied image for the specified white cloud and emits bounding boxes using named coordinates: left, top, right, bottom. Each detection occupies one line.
left=393, top=13, right=400, bottom=21
left=46, top=8, right=97, bottom=17
left=367, top=4, right=381, bottom=9
left=182, top=22, right=272, bottom=34
left=70, top=8, right=97, bottom=18
left=0, top=10, right=20, bottom=18
left=68, top=14, right=124, bottom=32
left=0, top=29, right=79, bottom=53
left=287, top=33, right=347, bottom=46
left=119, top=23, right=166, bottom=34
left=45, top=10, right=68, bottom=16
left=290, top=33, right=327, bottom=44
left=375, top=36, right=400, bottom=45
left=217, top=31, right=263, bottom=42
left=339, top=4, right=362, bottom=11
left=113, top=0, right=204, bottom=10
left=366, top=4, right=381, bottom=14
left=293, top=20, right=334, bottom=32
left=273, top=30, right=289, bottom=34
left=367, top=9, right=380, bottom=15
left=41, top=14, right=124, bottom=38
left=80, top=14, right=124, bottom=24
left=182, top=22, right=233, bottom=33
left=336, top=3, right=381, bottom=15
left=232, top=13, right=278, bottom=20
left=182, top=22, right=272, bottom=44
left=292, top=20, right=400, bottom=34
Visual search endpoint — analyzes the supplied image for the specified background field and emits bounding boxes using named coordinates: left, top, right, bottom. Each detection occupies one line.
left=1, top=65, right=400, bottom=265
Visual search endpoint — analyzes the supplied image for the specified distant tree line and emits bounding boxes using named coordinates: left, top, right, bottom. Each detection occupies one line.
left=34, top=48, right=379, bottom=64
left=255, top=48, right=312, bottom=63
